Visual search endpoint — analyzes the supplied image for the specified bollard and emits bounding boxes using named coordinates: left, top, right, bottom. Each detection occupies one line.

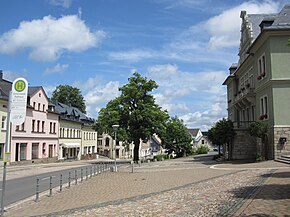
left=86, top=167, right=88, bottom=180
left=68, top=171, right=71, bottom=188
left=93, top=164, right=96, bottom=176
left=75, top=170, right=77, bottom=185
left=49, top=176, right=52, bottom=197
left=131, top=161, right=134, bottom=173
left=81, top=168, right=83, bottom=182
left=60, top=174, right=63, bottom=192
left=35, top=177, right=39, bottom=202
left=97, top=164, right=100, bottom=174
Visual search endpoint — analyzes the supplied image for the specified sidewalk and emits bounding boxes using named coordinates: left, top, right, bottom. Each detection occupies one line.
left=233, top=168, right=290, bottom=216
left=4, top=157, right=290, bottom=217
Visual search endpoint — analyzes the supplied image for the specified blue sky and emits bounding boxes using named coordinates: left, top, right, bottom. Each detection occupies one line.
left=0, top=0, right=288, bottom=130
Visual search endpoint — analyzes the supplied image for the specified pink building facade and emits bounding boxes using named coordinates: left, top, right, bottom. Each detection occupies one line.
left=10, top=86, right=59, bottom=163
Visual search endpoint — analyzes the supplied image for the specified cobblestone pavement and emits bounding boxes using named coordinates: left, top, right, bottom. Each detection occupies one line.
left=234, top=168, right=290, bottom=217
left=3, top=157, right=290, bottom=217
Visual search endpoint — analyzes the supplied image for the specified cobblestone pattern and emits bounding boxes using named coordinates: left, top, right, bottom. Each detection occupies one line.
left=50, top=170, right=271, bottom=217
left=234, top=169, right=290, bottom=217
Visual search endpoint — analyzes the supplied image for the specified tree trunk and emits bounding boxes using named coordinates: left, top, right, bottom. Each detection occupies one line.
left=133, top=139, right=140, bottom=162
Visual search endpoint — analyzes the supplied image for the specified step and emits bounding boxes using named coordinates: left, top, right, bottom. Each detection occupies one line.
left=275, top=157, right=290, bottom=165
left=281, top=155, right=290, bottom=160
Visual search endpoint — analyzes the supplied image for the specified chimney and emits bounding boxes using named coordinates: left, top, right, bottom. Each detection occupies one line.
left=229, top=63, right=238, bottom=75
left=0, top=70, right=3, bottom=81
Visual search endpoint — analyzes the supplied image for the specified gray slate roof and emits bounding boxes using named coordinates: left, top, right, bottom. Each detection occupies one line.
left=54, top=102, right=94, bottom=124
left=248, top=4, right=290, bottom=41
left=0, top=71, right=12, bottom=100
left=187, top=128, right=199, bottom=137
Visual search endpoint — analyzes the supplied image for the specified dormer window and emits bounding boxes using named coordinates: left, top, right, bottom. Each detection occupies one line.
left=39, top=93, right=41, bottom=97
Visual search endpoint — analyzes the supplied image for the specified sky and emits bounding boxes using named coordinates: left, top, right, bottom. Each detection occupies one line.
left=0, top=0, right=288, bottom=130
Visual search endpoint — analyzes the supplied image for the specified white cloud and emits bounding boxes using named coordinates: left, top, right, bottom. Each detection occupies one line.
left=0, top=15, right=106, bottom=61
left=49, top=0, right=72, bottom=8
left=108, top=49, right=156, bottom=62
left=83, top=81, right=120, bottom=116
left=147, top=64, right=228, bottom=128
left=44, top=63, right=68, bottom=75
left=43, top=85, right=56, bottom=97
left=205, top=1, right=280, bottom=50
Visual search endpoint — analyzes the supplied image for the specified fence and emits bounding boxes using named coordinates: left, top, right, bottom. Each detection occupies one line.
left=35, top=161, right=115, bottom=202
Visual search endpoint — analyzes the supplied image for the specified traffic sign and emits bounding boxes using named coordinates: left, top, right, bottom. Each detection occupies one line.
left=10, top=78, right=28, bottom=125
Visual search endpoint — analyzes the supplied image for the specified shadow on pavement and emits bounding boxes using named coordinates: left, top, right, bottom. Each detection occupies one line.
left=261, top=171, right=290, bottom=178
left=238, top=214, right=275, bottom=217
left=230, top=184, right=290, bottom=200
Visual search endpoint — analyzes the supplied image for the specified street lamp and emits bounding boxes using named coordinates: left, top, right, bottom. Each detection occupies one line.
left=112, top=124, right=119, bottom=172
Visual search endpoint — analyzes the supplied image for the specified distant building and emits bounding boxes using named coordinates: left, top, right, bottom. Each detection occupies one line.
left=223, top=5, right=290, bottom=160
left=54, top=102, right=97, bottom=160
left=188, top=128, right=213, bottom=151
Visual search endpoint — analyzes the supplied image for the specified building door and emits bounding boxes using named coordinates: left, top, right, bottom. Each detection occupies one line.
left=49, top=145, right=53, bottom=158
left=20, top=143, right=27, bottom=161
left=0, top=143, right=3, bottom=159
left=32, top=143, right=39, bottom=159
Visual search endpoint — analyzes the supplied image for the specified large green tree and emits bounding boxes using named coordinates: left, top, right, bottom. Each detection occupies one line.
left=160, top=116, right=192, bottom=157
left=208, top=118, right=235, bottom=157
left=51, top=85, right=86, bottom=113
left=95, top=72, right=169, bottom=161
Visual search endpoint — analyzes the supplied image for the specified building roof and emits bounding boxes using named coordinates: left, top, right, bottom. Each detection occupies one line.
left=0, top=71, right=12, bottom=100
left=54, top=102, right=95, bottom=124
left=187, top=128, right=200, bottom=137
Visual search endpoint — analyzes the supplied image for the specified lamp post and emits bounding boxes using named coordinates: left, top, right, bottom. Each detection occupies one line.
left=112, top=124, right=119, bottom=172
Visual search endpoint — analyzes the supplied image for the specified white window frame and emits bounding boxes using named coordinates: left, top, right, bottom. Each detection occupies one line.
left=258, top=53, right=266, bottom=79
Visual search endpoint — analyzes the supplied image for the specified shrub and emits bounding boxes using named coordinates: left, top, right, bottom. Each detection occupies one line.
left=196, top=145, right=210, bottom=154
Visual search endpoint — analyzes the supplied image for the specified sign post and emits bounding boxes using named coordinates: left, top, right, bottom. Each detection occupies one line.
left=0, top=78, right=28, bottom=215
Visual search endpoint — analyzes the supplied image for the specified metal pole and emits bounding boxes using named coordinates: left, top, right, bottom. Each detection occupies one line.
left=1, top=91, right=12, bottom=215
left=114, top=131, right=117, bottom=172
left=60, top=174, right=63, bottom=192
left=75, top=170, right=77, bottom=185
left=90, top=166, right=92, bottom=178
left=93, top=164, right=96, bottom=176
left=81, top=168, right=83, bottom=182
left=49, top=176, right=52, bottom=197
left=35, top=177, right=39, bottom=202
left=86, top=167, right=88, bottom=180
left=132, top=161, right=134, bottom=173
left=68, top=172, right=71, bottom=188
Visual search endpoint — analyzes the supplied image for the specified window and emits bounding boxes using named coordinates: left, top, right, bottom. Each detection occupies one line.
left=33, top=102, right=36, bottom=109
left=258, top=54, right=266, bottom=79
left=21, top=122, right=25, bottom=131
left=32, top=120, right=35, bottom=132
left=53, top=123, right=56, bottom=133
left=50, top=122, right=52, bottom=133
left=43, top=104, right=45, bottom=111
left=260, top=95, right=268, bottom=120
left=38, top=103, right=41, bottom=111
left=37, top=120, right=40, bottom=132
left=1, top=116, right=6, bottom=130
left=42, top=121, right=45, bottom=132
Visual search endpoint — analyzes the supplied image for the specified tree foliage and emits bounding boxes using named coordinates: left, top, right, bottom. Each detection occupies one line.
left=249, top=121, right=268, bottom=141
left=160, top=116, right=192, bottom=157
left=51, top=85, right=86, bottom=113
left=95, top=72, right=169, bottom=161
left=208, top=118, right=235, bottom=155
